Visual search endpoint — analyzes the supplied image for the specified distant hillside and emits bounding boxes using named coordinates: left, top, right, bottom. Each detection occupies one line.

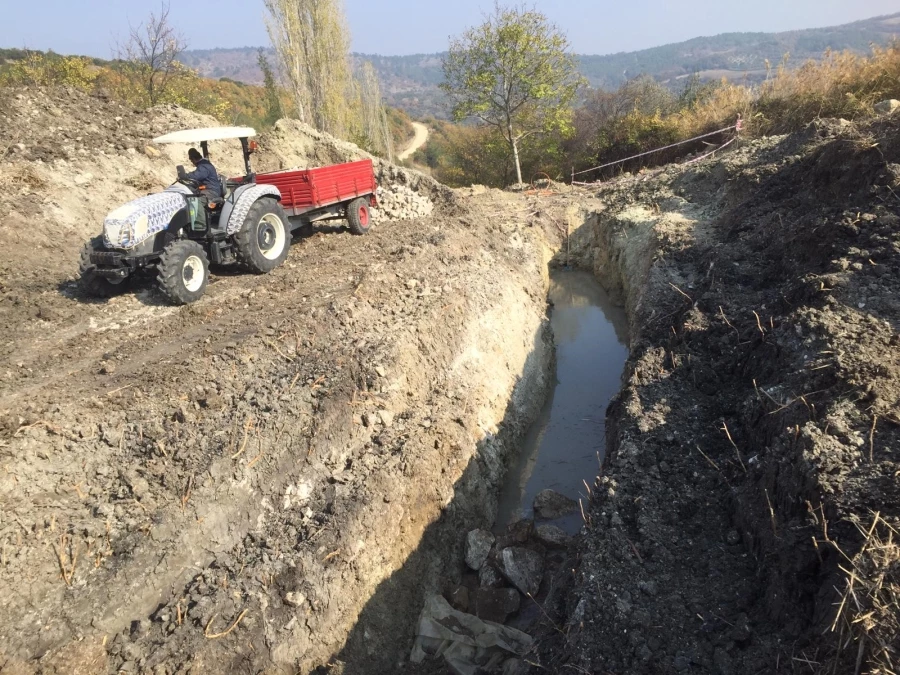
left=578, top=12, right=900, bottom=87
left=179, top=12, right=900, bottom=118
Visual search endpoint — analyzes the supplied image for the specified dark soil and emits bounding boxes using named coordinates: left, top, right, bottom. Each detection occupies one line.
left=533, top=118, right=900, bottom=674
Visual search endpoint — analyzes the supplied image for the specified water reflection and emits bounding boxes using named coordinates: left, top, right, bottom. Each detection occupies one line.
left=495, top=269, right=630, bottom=534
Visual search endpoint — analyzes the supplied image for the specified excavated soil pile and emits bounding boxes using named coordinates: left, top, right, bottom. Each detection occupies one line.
left=534, top=118, right=900, bottom=674
left=0, top=88, right=557, bottom=674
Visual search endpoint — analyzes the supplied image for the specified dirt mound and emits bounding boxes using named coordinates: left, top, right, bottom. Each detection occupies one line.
left=532, top=118, right=900, bottom=673
left=0, top=87, right=448, bottom=303
left=0, top=85, right=554, bottom=675
left=259, top=118, right=454, bottom=213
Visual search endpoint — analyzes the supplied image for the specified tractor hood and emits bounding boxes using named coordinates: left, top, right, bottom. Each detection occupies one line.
left=103, top=192, right=187, bottom=250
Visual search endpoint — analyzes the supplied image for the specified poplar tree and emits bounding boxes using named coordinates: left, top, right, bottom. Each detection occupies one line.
left=264, top=0, right=354, bottom=138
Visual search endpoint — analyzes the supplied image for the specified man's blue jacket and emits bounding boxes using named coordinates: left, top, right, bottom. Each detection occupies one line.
left=184, top=159, right=223, bottom=198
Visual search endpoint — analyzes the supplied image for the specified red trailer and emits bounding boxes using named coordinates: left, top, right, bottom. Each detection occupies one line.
left=256, top=159, right=378, bottom=235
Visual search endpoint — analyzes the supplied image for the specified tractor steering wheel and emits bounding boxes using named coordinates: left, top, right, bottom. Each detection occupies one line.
left=177, top=177, right=200, bottom=190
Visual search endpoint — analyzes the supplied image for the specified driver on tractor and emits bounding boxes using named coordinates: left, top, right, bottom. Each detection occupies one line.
left=181, top=148, right=223, bottom=200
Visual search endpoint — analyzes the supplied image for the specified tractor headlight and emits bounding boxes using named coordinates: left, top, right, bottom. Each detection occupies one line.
left=103, top=220, right=124, bottom=248
left=130, top=214, right=150, bottom=244
left=103, top=208, right=149, bottom=249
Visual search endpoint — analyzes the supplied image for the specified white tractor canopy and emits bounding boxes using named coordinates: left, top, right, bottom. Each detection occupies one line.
left=152, top=127, right=257, bottom=144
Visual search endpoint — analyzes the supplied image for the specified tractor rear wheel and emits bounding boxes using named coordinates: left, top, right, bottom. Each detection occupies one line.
left=346, top=197, right=372, bottom=235
left=234, top=198, right=290, bottom=273
left=157, top=240, right=209, bottom=305
left=78, top=236, right=128, bottom=298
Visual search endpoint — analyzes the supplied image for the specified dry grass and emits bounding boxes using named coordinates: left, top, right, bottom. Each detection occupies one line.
left=682, top=42, right=900, bottom=139
left=577, top=41, right=900, bottom=180
left=123, top=171, right=161, bottom=192
left=0, top=165, right=47, bottom=193
left=827, top=513, right=900, bottom=675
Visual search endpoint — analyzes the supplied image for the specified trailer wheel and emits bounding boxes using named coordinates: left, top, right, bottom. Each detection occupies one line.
left=157, top=240, right=209, bottom=305
left=234, top=198, right=290, bottom=273
left=346, top=197, right=372, bottom=235
left=77, top=236, right=128, bottom=298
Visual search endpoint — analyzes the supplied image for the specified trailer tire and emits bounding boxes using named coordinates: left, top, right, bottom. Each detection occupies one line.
left=157, top=240, right=209, bottom=305
left=234, top=198, right=290, bottom=273
left=78, top=236, right=128, bottom=298
left=346, top=197, right=372, bottom=235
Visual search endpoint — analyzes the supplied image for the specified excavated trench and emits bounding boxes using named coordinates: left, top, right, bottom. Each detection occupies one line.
left=495, top=269, right=629, bottom=534
left=7, top=89, right=898, bottom=675
left=326, top=213, right=640, bottom=674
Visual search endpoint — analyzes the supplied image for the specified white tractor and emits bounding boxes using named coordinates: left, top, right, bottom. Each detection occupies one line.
left=78, top=127, right=290, bottom=305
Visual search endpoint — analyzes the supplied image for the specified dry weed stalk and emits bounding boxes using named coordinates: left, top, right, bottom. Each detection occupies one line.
left=231, top=417, right=255, bottom=459
left=204, top=608, right=248, bottom=639
left=827, top=513, right=899, bottom=675
left=53, top=534, right=78, bottom=586
left=719, top=422, right=748, bottom=474
left=181, top=473, right=194, bottom=512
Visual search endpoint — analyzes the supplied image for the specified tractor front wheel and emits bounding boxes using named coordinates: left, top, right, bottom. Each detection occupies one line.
left=346, top=197, right=372, bottom=235
left=78, top=236, right=128, bottom=298
left=157, top=240, right=209, bottom=305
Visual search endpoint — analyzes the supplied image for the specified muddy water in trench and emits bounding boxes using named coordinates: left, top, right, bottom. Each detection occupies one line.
left=496, top=269, right=629, bottom=533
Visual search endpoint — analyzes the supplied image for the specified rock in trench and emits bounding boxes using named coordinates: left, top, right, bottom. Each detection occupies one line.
left=500, top=547, right=543, bottom=597
left=534, top=524, right=571, bottom=548
left=533, top=489, right=578, bottom=519
left=479, top=564, right=504, bottom=589
left=465, top=529, right=495, bottom=571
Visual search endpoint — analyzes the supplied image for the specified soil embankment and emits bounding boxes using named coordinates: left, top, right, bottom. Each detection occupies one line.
left=0, top=88, right=558, bottom=673
left=534, top=118, right=900, bottom=674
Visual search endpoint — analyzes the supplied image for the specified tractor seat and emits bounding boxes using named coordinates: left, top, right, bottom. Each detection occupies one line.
left=220, top=175, right=232, bottom=200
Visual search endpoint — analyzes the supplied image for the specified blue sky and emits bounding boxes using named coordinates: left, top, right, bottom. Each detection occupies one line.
left=0, top=0, right=897, bottom=57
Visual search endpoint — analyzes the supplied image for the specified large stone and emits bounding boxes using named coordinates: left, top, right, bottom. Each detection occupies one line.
left=534, top=524, right=571, bottom=548
left=874, top=99, right=900, bottom=115
left=500, top=547, right=543, bottom=597
left=479, top=563, right=504, bottom=589
left=533, top=489, right=578, bottom=519
left=474, top=588, right=521, bottom=623
left=465, top=529, right=495, bottom=571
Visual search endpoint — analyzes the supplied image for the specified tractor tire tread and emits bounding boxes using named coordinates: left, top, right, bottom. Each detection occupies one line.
left=157, top=240, right=209, bottom=305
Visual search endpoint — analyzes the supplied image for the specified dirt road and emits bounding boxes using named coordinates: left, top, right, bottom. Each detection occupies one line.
left=398, top=121, right=429, bottom=161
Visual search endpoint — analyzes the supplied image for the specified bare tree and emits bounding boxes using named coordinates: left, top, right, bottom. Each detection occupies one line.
left=264, top=0, right=309, bottom=123
left=118, top=3, right=188, bottom=106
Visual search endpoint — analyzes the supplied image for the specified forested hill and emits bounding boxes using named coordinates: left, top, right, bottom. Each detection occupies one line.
left=178, top=11, right=900, bottom=117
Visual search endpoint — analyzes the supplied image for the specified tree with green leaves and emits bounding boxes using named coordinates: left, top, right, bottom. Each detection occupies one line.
left=441, top=3, right=582, bottom=185
left=257, top=49, right=284, bottom=126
